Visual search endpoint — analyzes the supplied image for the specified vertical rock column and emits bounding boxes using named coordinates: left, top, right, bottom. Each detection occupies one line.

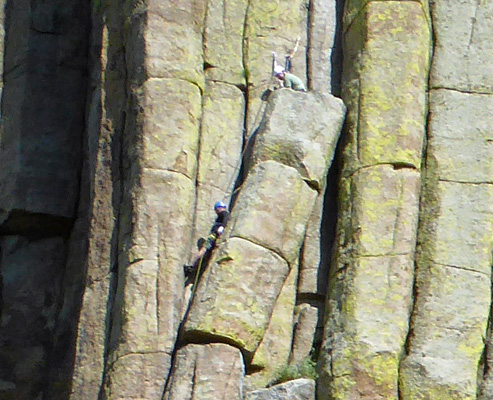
left=0, top=0, right=89, bottom=399
left=62, top=3, right=127, bottom=400
left=193, top=0, right=247, bottom=243
left=308, top=0, right=338, bottom=93
left=318, top=1, right=430, bottom=399
left=101, top=1, right=206, bottom=399
left=400, top=1, right=493, bottom=399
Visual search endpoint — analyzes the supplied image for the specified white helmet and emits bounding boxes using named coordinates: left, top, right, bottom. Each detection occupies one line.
left=274, top=65, right=285, bottom=75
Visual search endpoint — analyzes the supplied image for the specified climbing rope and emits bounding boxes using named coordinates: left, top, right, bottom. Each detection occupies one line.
left=222, top=72, right=279, bottom=204
left=222, top=37, right=302, bottom=205
left=190, top=255, right=205, bottom=297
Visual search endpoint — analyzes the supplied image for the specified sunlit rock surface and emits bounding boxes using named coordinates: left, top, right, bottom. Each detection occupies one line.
left=1, top=0, right=493, bottom=399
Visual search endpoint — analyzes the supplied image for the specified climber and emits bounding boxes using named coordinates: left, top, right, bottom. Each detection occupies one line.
left=270, top=37, right=306, bottom=92
left=273, top=65, right=306, bottom=92
left=183, top=200, right=230, bottom=276
left=272, top=36, right=300, bottom=73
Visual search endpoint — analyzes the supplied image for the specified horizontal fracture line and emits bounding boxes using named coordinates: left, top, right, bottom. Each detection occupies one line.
left=142, top=166, right=193, bottom=181
left=229, top=234, right=289, bottom=264
left=438, top=178, right=493, bottom=185
left=146, top=76, right=203, bottom=88
left=433, top=261, right=490, bottom=278
left=353, top=252, right=411, bottom=259
left=110, top=350, right=172, bottom=365
left=345, top=163, right=419, bottom=179
left=430, top=86, right=493, bottom=96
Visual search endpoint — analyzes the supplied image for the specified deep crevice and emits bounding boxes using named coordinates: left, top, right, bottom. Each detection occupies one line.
left=397, top=12, right=435, bottom=397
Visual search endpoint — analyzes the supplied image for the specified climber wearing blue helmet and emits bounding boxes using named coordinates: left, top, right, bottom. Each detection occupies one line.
left=214, top=200, right=226, bottom=209
left=184, top=200, right=230, bottom=277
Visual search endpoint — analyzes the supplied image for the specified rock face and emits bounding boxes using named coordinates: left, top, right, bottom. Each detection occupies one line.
left=181, top=90, right=345, bottom=393
left=317, top=1, right=430, bottom=398
left=1, top=0, right=493, bottom=399
left=399, top=1, right=493, bottom=398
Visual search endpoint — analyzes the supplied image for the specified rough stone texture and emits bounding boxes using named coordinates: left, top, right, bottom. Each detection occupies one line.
left=0, top=1, right=89, bottom=399
left=229, top=161, right=317, bottom=264
left=184, top=90, right=344, bottom=382
left=308, top=0, right=337, bottom=94
left=203, top=0, right=248, bottom=85
left=244, top=0, right=308, bottom=130
left=252, top=90, right=345, bottom=190
left=106, top=168, right=195, bottom=396
left=398, top=0, right=493, bottom=396
left=65, top=11, right=126, bottom=399
left=425, top=90, right=493, bottom=185
left=143, top=0, right=206, bottom=86
left=400, top=90, right=493, bottom=399
left=0, top=0, right=5, bottom=98
left=245, top=378, right=315, bottom=400
left=140, top=79, right=201, bottom=176
left=289, top=303, right=319, bottom=366
left=400, top=260, right=490, bottom=400
left=194, top=82, right=244, bottom=240
left=319, top=164, right=422, bottom=397
left=100, top=0, right=205, bottom=397
left=103, top=353, right=170, bottom=400
left=0, top=0, right=88, bottom=219
left=341, top=1, right=430, bottom=174
left=0, top=0, right=348, bottom=398
left=184, top=235, right=289, bottom=353
left=0, top=237, right=66, bottom=400
left=317, top=1, right=430, bottom=398
left=245, top=264, right=298, bottom=391
left=430, top=0, right=493, bottom=92
left=13, top=0, right=493, bottom=399
left=298, top=194, right=326, bottom=295
left=163, top=344, right=244, bottom=400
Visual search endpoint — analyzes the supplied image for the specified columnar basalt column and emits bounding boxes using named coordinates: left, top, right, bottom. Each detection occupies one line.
left=400, top=2, right=493, bottom=398
left=318, top=0, right=431, bottom=398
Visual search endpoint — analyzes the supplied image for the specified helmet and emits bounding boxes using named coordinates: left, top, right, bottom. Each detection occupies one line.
left=214, top=201, right=227, bottom=210
left=274, top=65, right=285, bottom=75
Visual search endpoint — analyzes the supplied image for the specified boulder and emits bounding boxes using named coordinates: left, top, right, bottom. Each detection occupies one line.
left=245, top=378, right=315, bottom=400
left=184, top=237, right=289, bottom=353
left=252, top=90, right=345, bottom=190
left=229, top=161, right=317, bottom=264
